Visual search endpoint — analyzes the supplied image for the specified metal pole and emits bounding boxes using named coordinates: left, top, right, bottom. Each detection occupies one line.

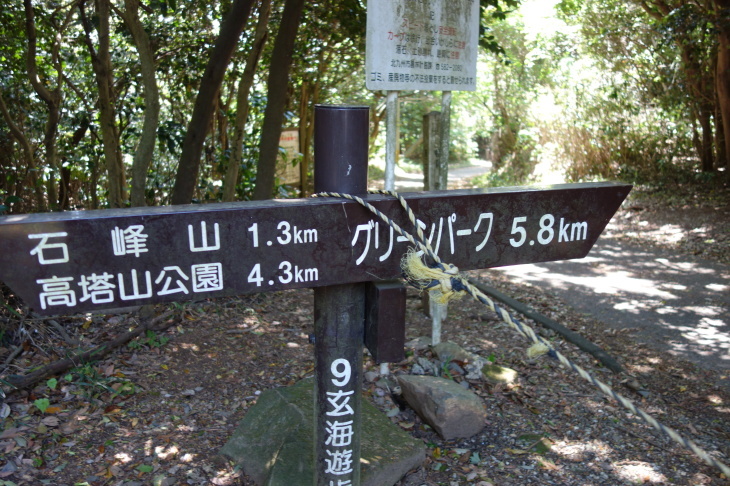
left=313, top=105, right=369, bottom=486
left=385, top=90, right=399, bottom=191
left=382, top=91, right=400, bottom=376
left=426, top=90, right=453, bottom=343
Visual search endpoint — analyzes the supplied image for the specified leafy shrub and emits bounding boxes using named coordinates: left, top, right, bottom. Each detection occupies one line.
left=550, top=91, right=694, bottom=184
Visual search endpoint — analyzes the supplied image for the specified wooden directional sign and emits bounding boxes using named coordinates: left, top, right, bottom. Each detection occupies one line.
left=0, top=182, right=630, bottom=315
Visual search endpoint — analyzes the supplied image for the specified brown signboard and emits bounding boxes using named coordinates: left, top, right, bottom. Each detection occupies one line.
left=0, top=182, right=630, bottom=314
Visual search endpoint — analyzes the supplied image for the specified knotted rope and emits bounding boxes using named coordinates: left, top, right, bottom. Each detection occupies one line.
left=313, top=189, right=730, bottom=478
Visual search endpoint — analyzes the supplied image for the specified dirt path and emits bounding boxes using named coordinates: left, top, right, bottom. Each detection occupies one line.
left=441, top=162, right=730, bottom=385
left=496, top=238, right=730, bottom=389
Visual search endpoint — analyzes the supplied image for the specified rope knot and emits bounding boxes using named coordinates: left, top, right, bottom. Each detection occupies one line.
left=401, top=248, right=465, bottom=305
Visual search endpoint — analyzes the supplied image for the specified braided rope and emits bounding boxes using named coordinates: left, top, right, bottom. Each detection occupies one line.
left=313, top=190, right=730, bottom=477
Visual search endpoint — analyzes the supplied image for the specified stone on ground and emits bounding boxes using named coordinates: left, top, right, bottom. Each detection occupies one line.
left=220, top=378, right=424, bottom=486
left=405, top=336, right=432, bottom=351
left=432, top=341, right=488, bottom=380
left=396, top=375, right=486, bottom=440
left=432, top=341, right=475, bottom=362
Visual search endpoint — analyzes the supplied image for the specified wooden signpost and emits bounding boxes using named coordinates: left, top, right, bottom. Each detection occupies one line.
left=0, top=106, right=631, bottom=485
left=0, top=184, right=631, bottom=315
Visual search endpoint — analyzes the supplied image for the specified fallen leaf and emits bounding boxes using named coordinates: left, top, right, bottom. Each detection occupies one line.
left=0, top=427, right=24, bottom=440
left=41, top=416, right=60, bottom=427
left=505, top=448, right=528, bottom=455
left=136, top=464, right=154, bottom=473
left=104, top=405, right=121, bottom=414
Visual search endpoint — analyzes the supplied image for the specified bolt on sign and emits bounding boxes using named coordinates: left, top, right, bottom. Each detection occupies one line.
left=0, top=183, right=630, bottom=316
left=365, top=0, right=479, bottom=91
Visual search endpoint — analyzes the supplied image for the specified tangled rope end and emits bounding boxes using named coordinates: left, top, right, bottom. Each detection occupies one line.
left=401, top=248, right=465, bottom=305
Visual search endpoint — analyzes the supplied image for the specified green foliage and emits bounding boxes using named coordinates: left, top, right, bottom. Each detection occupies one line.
left=1, top=0, right=529, bottom=208
left=516, top=433, right=553, bottom=454
left=46, top=378, right=58, bottom=390
left=550, top=81, right=695, bottom=183
left=553, top=0, right=725, bottom=179
left=33, top=398, right=50, bottom=413
left=0, top=195, right=21, bottom=214
left=460, top=11, right=553, bottom=186
left=128, top=330, right=169, bottom=350
left=3, top=0, right=720, bottom=208
left=480, top=0, right=523, bottom=55
left=62, top=363, right=137, bottom=399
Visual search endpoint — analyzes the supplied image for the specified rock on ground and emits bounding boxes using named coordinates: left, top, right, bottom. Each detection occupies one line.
left=220, top=378, right=425, bottom=486
left=396, top=375, right=487, bottom=440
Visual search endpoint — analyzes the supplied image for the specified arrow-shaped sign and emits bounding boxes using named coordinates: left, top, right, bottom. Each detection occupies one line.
left=0, top=182, right=630, bottom=315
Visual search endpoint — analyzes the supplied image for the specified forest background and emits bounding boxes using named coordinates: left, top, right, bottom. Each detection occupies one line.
left=1, top=0, right=729, bottom=214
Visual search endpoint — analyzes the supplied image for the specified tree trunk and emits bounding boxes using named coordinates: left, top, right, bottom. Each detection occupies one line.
left=369, top=96, right=387, bottom=153
left=252, top=0, right=306, bottom=200
left=717, top=108, right=728, bottom=167
left=475, top=135, right=490, bottom=160
left=171, top=0, right=255, bottom=205
left=58, top=119, right=90, bottom=209
left=298, top=80, right=320, bottom=196
left=90, top=154, right=101, bottom=209
left=120, top=0, right=161, bottom=207
left=223, top=0, right=270, bottom=202
left=24, top=0, right=64, bottom=211
left=217, top=91, right=229, bottom=167
left=0, top=88, right=44, bottom=210
left=643, top=0, right=718, bottom=171
left=680, top=44, right=715, bottom=172
left=699, top=103, right=715, bottom=172
left=298, top=82, right=310, bottom=195
left=80, top=0, right=126, bottom=208
left=715, top=0, right=730, bottom=167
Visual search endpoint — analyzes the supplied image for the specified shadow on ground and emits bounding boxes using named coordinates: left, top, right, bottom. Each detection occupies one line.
left=495, top=238, right=730, bottom=388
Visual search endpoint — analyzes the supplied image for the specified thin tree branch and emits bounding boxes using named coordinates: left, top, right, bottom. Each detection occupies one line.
left=0, top=89, right=35, bottom=166
left=3, top=310, right=178, bottom=393
left=24, top=0, right=55, bottom=104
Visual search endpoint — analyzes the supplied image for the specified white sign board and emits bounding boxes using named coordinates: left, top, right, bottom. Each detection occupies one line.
left=365, top=0, right=479, bottom=92
left=275, top=129, right=300, bottom=185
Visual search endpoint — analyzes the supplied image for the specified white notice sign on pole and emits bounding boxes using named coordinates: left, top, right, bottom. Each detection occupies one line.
left=365, top=0, right=479, bottom=92
left=275, top=129, right=300, bottom=185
